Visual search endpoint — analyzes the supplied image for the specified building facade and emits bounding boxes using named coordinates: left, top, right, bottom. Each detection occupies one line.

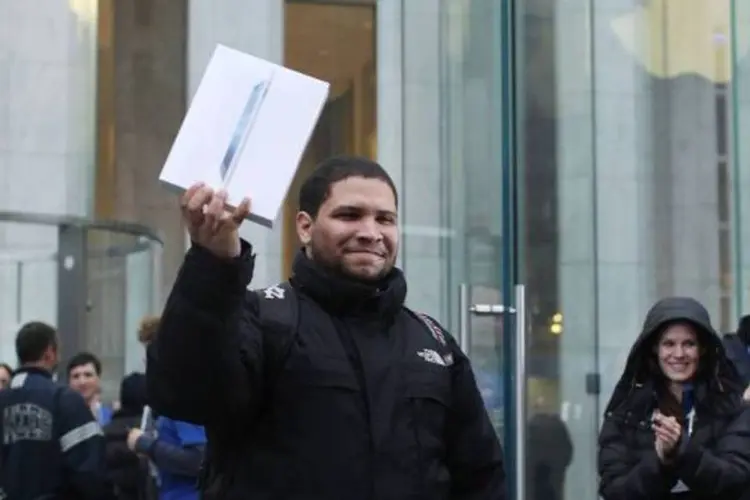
left=2, top=0, right=750, bottom=498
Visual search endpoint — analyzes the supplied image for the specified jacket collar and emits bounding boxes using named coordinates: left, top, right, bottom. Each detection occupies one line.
left=290, top=249, right=407, bottom=319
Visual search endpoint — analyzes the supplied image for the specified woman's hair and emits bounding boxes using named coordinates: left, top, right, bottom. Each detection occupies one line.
left=0, top=363, right=13, bottom=377
left=137, top=315, right=160, bottom=345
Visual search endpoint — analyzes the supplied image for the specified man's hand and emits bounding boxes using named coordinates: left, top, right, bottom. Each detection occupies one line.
left=743, top=384, right=750, bottom=402
left=653, top=411, right=682, bottom=463
left=127, top=428, right=144, bottom=452
left=181, top=182, right=251, bottom=259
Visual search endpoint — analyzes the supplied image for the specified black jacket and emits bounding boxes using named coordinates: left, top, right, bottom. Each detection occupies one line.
left=104, top=372, right=156, bottom=500
left=0, top=367, right=115, bottom=500
left=598, top=297, right=750, bottom=500
left=722, top=333, right=750, bottom=385
left=147, top=242, right=506, bottom=500
left=104, top=411, right=150, bottom=500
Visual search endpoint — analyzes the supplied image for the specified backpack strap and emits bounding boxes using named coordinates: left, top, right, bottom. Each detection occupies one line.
left=253, top=281, right=299, bottom=386
left=405, top=308, right=455, bottom=367
left=199, top=282, right=299, bottom=500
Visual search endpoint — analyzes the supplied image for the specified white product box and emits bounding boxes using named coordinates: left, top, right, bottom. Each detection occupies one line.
left=159, top=44, right=330, bottom=228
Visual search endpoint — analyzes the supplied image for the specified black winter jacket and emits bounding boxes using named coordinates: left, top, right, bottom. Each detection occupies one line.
left=723, top=334, right=750, bottom=385
left=146, top=242, right=506, bottom=500
left=104, top=411, right=150, bottom=500
left=598, top=297, right=750, bottom=500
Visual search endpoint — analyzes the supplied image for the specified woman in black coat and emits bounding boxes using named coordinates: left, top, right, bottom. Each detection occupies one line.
left=598, top=297, right=750, bottom=500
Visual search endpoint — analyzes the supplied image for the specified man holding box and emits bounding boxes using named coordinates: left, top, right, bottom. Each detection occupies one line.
left=146, top=155, right=506, bottom=499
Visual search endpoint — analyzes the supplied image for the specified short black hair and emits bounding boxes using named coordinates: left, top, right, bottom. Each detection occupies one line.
left=298, top=155, right=398, bottom=218
left=67, top=352, right=102, bottom=377
left=15, top=322, right=58, bottom=365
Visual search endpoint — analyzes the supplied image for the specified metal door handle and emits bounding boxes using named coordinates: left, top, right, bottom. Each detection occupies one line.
left=514, top=284, right=527, bottom=500
left=457, top=283, right=515, bottom=353
left=458, top=283, right=527, bottom=500
left=458, top=284, right=472, bottom=353
left=470, top=304, right=516, bottom=315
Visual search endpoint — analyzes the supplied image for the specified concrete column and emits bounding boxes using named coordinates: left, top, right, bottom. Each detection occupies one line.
left=187, top=0, right=284, bottom=287
left=0, top=0, right=98, bottom=362
left=110, top=0, right=188, bottom=305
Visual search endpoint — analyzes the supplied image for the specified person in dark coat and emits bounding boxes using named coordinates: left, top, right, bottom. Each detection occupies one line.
left=146, top=156, right=506, bottom=499
left=0, top=322, right=115, bottom=499
left=527, top=413, right=573, bottom=500
left=722, top=315, right=750, bottom=386
left=598, top=297, right=750, bottom=500
left=103, top=372, right=154, bottom=500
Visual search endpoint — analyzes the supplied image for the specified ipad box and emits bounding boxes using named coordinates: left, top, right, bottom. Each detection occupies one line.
left=159, top=44, right=330, bottom=228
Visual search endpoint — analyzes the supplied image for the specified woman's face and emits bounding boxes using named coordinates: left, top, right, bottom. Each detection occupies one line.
left=656, top=323, right=700, bottom=383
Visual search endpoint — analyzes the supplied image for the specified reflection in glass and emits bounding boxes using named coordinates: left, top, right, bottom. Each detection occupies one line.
left=219, top=79, right=272, bottom=184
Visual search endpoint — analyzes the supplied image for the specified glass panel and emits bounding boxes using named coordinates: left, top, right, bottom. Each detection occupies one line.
left=466, top=285, right=506, bottom=435
left=380, top=0, right=507, bottom=437
left=394, top=0, right=507, bottom=434
left=517, top=1, right=739, bottom=499
left=124, top=242, right=156, bottom=374
left=732, top=0, right=750, bottom=313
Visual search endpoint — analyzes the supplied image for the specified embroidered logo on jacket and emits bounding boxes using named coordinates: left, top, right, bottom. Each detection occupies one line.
left=417, top=348, right=448, bottom=367
left=262, top=285, right=285, bottom=299
left=414, top=312, right=454, bottom=366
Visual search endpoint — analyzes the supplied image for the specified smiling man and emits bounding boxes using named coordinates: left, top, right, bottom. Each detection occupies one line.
left=147, top=155, right=506, bottom=500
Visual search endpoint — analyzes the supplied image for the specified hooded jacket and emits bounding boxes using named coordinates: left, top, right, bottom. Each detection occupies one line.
left=598, top=297, right=750, bottom=500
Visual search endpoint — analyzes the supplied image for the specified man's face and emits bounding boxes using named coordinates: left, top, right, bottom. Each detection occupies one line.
left=297, top=176, right=399, bottom=281
left=68, top=362, right=100, bottom=402
left=0, top=368, right=10, bottom=390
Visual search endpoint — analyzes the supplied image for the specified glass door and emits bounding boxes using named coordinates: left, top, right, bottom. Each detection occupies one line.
left=391, top=0, right=597, bottom=498
left=439, top=2, right=597, bottom=500
left=438, top=0, right=524, bottom=498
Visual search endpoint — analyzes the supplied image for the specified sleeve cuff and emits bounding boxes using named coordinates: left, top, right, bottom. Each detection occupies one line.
left=178, top=239, right=255, bottom=310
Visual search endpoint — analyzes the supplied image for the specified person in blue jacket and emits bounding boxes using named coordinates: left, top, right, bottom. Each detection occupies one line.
left=127, top=418, right=206, bottom=500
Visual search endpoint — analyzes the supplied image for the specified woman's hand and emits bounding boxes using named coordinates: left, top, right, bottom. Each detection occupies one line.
left=653, top=411, right=682, bottom=463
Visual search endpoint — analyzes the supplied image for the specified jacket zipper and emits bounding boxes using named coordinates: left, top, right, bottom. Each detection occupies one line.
left=332, top=318, right=376, bottom=500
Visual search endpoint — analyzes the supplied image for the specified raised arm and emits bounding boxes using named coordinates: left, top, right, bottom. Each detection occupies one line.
left=146, top=242, right=265, bottom=426
left=146, top=185, right=264, bottom=427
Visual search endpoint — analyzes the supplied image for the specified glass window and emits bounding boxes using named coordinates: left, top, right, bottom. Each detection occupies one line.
left=379, top=1, right=743, bottom=499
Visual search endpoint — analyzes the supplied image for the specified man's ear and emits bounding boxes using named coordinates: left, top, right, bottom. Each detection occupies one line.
left=296, top=211, right=314, bottom=246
